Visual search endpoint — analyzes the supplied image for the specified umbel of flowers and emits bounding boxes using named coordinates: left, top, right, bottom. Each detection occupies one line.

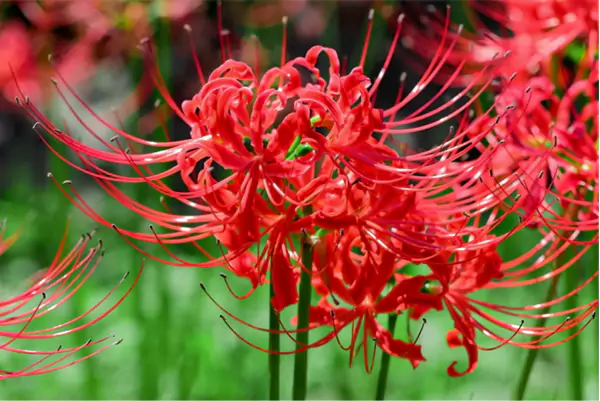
left=10, top=3, right=597, bottom=399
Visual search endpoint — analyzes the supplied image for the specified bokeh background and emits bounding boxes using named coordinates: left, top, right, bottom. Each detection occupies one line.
left=0, top=0, right=598, bottom=399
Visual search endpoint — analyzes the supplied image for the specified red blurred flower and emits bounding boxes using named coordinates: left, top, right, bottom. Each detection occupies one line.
left=468, top=74, right=598, bottom=232
left=1, top=0, right=203, bottom=105
left=399, top=0, right=598, bottom=86
left=0, top=20, right=96, bottom=104
left=0, top=219, right=142, bottom=379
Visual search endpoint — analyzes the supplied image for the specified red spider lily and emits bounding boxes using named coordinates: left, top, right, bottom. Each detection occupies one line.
left=198, top=228, right=436, bottom=371
left=305, top=227, right=439, bottom=371
left=14, top=8, right=525, bottom=254
left=1, top=0, right=203, bottom=106
left=0, top=219, right=143, bottom=379
left=15, top=0, right=202, bottom=33
left=400, top=227, right=598, bottom=377
left=398, top=0, right=598, bottom=86
left=0, top=19, right=98, bottom=105
left=468, top=74, right=598, bottom=234
left=15, top=5, right=545, bottom=319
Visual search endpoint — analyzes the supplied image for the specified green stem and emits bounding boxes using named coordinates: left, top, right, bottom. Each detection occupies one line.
left=269, top=277, right=280, bottom=400
left=513, top=282, right=555, bottom=400
left=292, top=208, right=314, bottom=401
left=375, top=314, right=398, bottom=400
left=566, top=261, right=583, bottom=400
left=513, top=203, right=579, bottom=400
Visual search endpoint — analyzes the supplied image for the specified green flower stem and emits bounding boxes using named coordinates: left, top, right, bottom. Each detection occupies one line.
left=375, top=314, right=398, bottom=400
left=292, top=207, right=314, bottom=400
left=269, top=277, right=280, bottom=400
left=566, top=261, right=583, bottom=400
left=513, top=203, right=579, bottom=400
left=512, top=282, right=556, bottom=400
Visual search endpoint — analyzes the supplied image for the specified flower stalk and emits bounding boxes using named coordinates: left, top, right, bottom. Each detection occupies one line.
left=513, top=202, right=581, bottom=400
left=566, top=260, right=584, bottom=400
left=292, top=207, right=314, bottom=401
left=269, top=275, right=280, bottom=400
left=374, top=314, right=398, bottom=400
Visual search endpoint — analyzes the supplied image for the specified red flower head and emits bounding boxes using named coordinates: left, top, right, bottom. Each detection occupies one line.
left=1, top=0, right=203, bottom=106
left=15, top=7, right=514, bottom=253
left=0, top=19, right=97, bottom=105
left=404, top=228, right=598, bottom=377
left=398, top=0, right=598, bottom=86
left=305, top=227, right=443, bottom=371
left=0, top=219, right=142, bottom=379
left=467, top=73, right=598, bottom=233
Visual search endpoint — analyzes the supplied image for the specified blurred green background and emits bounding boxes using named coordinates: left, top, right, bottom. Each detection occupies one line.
left=0, top=0, right=598, bottom=399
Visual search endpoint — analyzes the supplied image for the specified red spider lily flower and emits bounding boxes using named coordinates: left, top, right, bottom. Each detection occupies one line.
left=16, top=0, right=202, bottom=32
left=468, top=74, right=598, bottom=233
left=402, top=228, right=598, bottom=377
left=2, top=0, right=203, bottom=106
left=14, top=8, right=520, bottom=252
left=398, top=0, right=598, bottom=87
left=0, top=19, right=99, bottom=106
left=0, top=219, right=143, bottom=379
left=306, top=227, right=441, bottom=371
left=199, top=228, right=437, bottom=371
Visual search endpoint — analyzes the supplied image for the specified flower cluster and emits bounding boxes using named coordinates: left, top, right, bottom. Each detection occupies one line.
left=11, top=3, right=598, bottom=379
left=0, top=219, right=142, bottom=379
left=0, top=0, right=202, bottom=105
left=398, top=0, right=598, bottom=87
